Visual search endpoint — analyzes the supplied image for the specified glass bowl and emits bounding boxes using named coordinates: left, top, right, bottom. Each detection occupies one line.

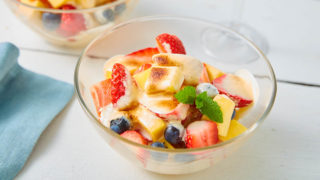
left=5, top=0, right=138, bottom=48
left=74, top=16, right=277, bottom=174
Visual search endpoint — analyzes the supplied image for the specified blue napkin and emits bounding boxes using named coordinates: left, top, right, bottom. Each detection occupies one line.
left=0, top=43, right=74, bottom=180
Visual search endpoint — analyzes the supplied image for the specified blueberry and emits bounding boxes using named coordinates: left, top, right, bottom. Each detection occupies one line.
left=102, top=9, right=115, bottom=21
left=164, top=125, right=182, bottom=145
left=196, top=83, right=219, bottom=98
left=110, top=116, right=130, bottom=134
left=114, top=3, right=126, bottom=16
left=231, top=109, right=236, bottom=120
left=150, top=142, right=167, bottom=161
left=174, top=154, right=195, bottom=163
left=151, top=142, right=166, bottom=148
left=42, top=12, right=61, bottom=30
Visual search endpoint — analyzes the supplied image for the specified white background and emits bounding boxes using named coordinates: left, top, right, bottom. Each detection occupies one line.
left=1, top=0, right=320, bottom=179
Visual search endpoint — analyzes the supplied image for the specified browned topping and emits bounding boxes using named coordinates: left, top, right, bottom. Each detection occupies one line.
left=154, top=99, right=179, bottom=110
left=150, top=67, right=168, bottom=82
left=154, top=55, right=169, bottom=65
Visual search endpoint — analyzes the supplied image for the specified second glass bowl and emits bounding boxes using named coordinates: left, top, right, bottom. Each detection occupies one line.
left=75, top=16, right=276, bottom=174
left=5, top=0, right=138, bottom=48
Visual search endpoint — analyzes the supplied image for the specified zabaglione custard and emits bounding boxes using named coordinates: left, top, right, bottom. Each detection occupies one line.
left=90, top=33, right=258, bottom=149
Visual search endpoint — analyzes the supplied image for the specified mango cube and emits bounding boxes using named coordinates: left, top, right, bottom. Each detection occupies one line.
left=77, top=0, right=96, bottom=8
left=48, top=0, right=70, bottom=8
left=21, top=0, right=45, bottom=7
left=204, top=63, right=225, bottom=81
left=131, top=105, right=166, bottom=141
left=133, top=68, right=151, bottom=90
left=104, top=71, right=112, bottom=79
left=219, top=120, right=247, bottom=141
left=145, top=66, right=184, bottom=94
left=213, top=94, right=235, bottom=137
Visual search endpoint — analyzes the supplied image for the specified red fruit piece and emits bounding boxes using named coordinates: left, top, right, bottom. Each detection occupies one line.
left=156, top=103, right=189, bottom=121
left=134, top=63, right=152, bottom=75
left=126, top=47, right=159, bottom=63
left=185, top=120, right=219, bottom=148
left=90, top=79, right=112, bottom=117
left=121, top=130, right=147, bottom=145
left=156, top=33, right=186, bottom=54
left=212, top=74, right=254, bottom=108
left=199, top=63, right=211, bottom=83
left=111, top=63, right=137, bottom=110
left=58, top=5, right=86, bottom=37
left=181, top=105, right=203, bottom=127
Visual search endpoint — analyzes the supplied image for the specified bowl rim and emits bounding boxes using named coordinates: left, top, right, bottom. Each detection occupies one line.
left=7, top=0, right=127, bottom=13
left=74, top=15, right=277, bottom=153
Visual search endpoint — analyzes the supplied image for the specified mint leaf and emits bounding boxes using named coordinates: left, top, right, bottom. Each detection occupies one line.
left=174, top=86, right=196, bottom=104
left=196, top=92, right=223, bottom=123
left=195, top=92, right=206, bottom=109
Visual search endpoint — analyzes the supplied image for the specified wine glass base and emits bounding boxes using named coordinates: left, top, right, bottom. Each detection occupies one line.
left=225, top=22, right=269, bottom=54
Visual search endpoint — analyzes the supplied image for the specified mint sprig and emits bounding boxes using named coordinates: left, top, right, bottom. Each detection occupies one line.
left=174, top=86, right=196, bottom=104
left=174, top=87, right=223, bottom=123
left=195, top=92, right=223, bottom=123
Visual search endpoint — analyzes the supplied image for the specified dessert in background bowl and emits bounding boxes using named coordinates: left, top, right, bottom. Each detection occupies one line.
left=5, top=0, right=138, bottom=48
left=75, top=16, right=276, bottom=174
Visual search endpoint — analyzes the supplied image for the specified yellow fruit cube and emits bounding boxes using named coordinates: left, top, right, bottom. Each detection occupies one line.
left=21, top=0, right=45, bottom=7
left=213, top=94, right=235, bottom=137
left=164, top=140, right=175, bottom=149
left=145, top=66, right=184, bottom=94
left=20, top=0, right=45, bottom=17
left=104, top=71, right=112, bottom=79
left=131, top=106, right=166, bottom=141
left=204, top=63, right=225, bottom=81
left=48, top=0, right=70, bottom=8
left=76, top=0, right=96, bottom=8
left=133, top=68, right=151, bottom=90
left=219, top=120, right=247, bottom=141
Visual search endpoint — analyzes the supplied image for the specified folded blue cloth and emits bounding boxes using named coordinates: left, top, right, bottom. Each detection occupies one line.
left=0, top=43, right=74, bottom=180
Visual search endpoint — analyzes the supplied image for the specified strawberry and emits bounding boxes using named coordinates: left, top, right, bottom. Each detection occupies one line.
left=199, top=63, right=211, bottom=83
left=156, top=33, right=186, bottom=54
left=90, top=79, right=112, bottom=117
left=134, top=63, right=152, bottom=75
left=212, top=74, right=254, bottom=107
left=126, top=47, right=159, bottom=63
left=181, top=105, right=202, bottom=127
left=185, top=120, right=219, bottom=148
left=120, top=130, right=147, bottom=145
left=111, top=63, right=137, bottom=110
left=58, top=5, right=86, bottom=37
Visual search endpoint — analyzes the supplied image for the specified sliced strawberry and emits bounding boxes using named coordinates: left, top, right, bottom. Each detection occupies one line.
left=138, top=93, right=189, bottom=121
left=126, top=47, right=159, bottom=63
left=111, top=63, right=137, bottom=110
left=120, top=130, right=147, bottom=145
left=212, top=74, right=254, bottom=107
left=156, top=33, right=186, bottom=54
left=199, top=63, right=211, bottom=83
left=90, top=79, right=112, bottom=117
left=156, top=103, right=189, bottom=121
left=134, top=63, right=152, bottom=75
left=58, top=5, right=86, bottom=37
left=185, top=120, right=219, bottom=148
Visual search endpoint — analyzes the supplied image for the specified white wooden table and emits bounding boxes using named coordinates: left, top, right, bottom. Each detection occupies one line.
left=1, top=0, right=320, bottom=179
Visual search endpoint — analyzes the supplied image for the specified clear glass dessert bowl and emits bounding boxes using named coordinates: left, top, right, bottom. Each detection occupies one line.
left=74, top=16, right=277, bottom=174
left=5, top=0, right=138, bottom=48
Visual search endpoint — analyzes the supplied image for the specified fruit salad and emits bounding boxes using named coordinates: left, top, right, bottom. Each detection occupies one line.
left=14, top=0, right=131, bottom=46
left=90, top=33, right=257, bottom=149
